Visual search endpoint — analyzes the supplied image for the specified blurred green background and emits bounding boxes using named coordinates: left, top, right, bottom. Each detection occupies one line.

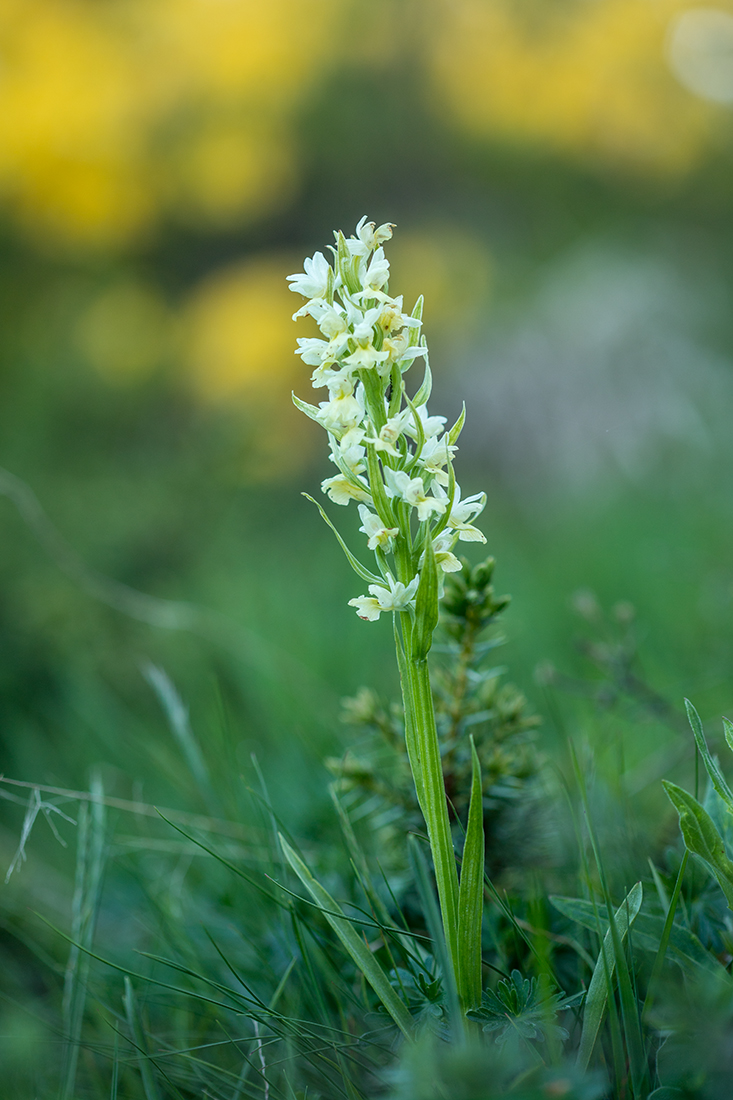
left=2, top=0, right=733, bottom=844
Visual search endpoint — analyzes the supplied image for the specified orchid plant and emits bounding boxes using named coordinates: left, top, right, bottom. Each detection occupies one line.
left=281, top=217, right=489, bottom=1030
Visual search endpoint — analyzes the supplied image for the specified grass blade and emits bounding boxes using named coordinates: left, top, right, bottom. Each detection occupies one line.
left=575, top=882, right=643, bottom=1073
left=278, top=834, right=413, bottom=1039
left=123, top=977, right=163, bottom=1100
left=456, top=736, right=484, bottom=1013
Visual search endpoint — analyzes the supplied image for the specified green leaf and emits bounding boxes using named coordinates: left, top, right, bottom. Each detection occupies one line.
left=411, top=535, right=439, bottom=660
left=301, top=494, right=382, bottom=585
left=394, top=620, right=426, bottom=816
left=291, top=391, right=322, bottom=423
left=456, top=736, right=485, bottom=1013
left=466, top=970, right=580, bottom=1045
left=684, top=699, right=733, bottom=813
left=551, top=890, right=716, bottom=979
left=447, top=403, right=466, bottom=446
left=412, top=356, right=432, bottom=409
left=123, top=977, right=164, bottom=1100
left=663, top=780, right=733, bottom=908
left=365, top=445, right=396, bottom=529
left=575, top=882, right=643, bottom=1073
left=278, top=834, right=414, bottom=1039
left=723, top=715, right=733, bottom=754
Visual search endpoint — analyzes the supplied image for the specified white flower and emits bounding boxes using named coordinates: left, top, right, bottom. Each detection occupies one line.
left=430, top=530, right=463, bottom=573
left=287, top=251, right=333, bottom=299
left=321, top=474, right=371, bottom=506
left=344, top=340, right=390, bottom=371
left=362, top=247, right=390, bottom=293
left=348, top=573, right=419, bottom=621
left=438, top=483, right=487, bottom=542
left=418, top=434, right=456, bottom=486
left=353, top=216, right=395, bottom=254
left=296, top=337, right=338, bottom=367
left=407, top=404, right=446, bottom=441
left=384, top=468, right=446, bottom=521
left=367, top=410, right=411, bottom=456
left=316, top=384, right=365, bottom=434
left=333, top=427, right=366, bottom=473
left=358, top=505, right=399, bottom=550
left=377, top=296, right=416, bottom=335
left=381, top=330, right=427, bottom=365
left=310, top=363, right=352, bottom=391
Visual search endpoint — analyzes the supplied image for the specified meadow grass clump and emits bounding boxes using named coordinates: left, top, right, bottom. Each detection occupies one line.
left=6, top=218, right=733, bottom=1099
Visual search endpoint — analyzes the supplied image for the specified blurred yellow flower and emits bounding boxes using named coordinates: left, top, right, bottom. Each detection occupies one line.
left=387, top=225, right=492, bottom=334
left=183, top=254, right=319, bottom=478
left=0, top=0, right=340, bottom=248
left=429, top=0, right=724, bottom=175
left=184, top=255, right=302, bottom=401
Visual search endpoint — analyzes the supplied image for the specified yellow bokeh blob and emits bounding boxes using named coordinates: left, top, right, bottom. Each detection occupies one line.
left=0, top=0, right=340, bottom=249
left=183, top=253, right=320, bottom=479
left=184, top=255, right=303, bottom=401
left=429, top=0, right=723, bottom=176
left=387, top=225, right=492, bottom=335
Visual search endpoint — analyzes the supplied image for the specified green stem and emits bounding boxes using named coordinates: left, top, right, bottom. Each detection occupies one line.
left=397, top=615, right=460, bottom=983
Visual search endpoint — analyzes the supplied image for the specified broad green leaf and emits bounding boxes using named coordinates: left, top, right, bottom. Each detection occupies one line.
left=278, top=834, right=414, bottom=1039
left=456, top=737, right=485, bottom=1012
left=575, top=882, right=643, bottom=1073
left=684, top=699, right=733, bottom=813
left=301, top=495, right=382, bottom=585
left=663, top=780, right=733, bottom=909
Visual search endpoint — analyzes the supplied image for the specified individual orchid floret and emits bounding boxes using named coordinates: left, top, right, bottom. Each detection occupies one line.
left=378, top=296, right=417, bottom=336
left=353, top=216, right=395, bottom=254
left=358, top=505, right=399, bottom=551
left=384, top=468, right=446, bottom=522
left=361, top=248, right=391, bottom=294
left=430, top=530, right=463, bottom=574
left=321, top=473, right=371, bottom=506
left=438, top=483, right=488, bottom=542
left=407, top=404, right=447, bottom=441
left=316, top=386, right=365, bottom=435
left=332, top=428, right=366, bottom=474
left=417, top=434, right=456, bottom=486
left=382, top=329, right=427, bottom=366
left=287, top=251, right=333, bottom=301
left=367, top=410, right=412, bottom=456
left=296, top=336, right=342, bottom=369
left=348, top=573, right=419, bottom=622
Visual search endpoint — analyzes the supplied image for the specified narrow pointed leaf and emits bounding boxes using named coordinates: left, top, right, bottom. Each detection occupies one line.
left=447, top=403, right=466, bottom=446
left=411, top=536, right=439, bottom=660
left=278, top=834, right=414, bottom=1039
left=575, top=882, right=643, bottom=1072
left=291, top=392, right=322, bottom=423
left=123, top=977, right=163, bottom=1100
left=684, top=699, right=733, bottom=813
left=413, top=356, right=432, bottom=409
left=456, top=737, right=485, bottom=1012
left=302, top=494, right=381, bottom=584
